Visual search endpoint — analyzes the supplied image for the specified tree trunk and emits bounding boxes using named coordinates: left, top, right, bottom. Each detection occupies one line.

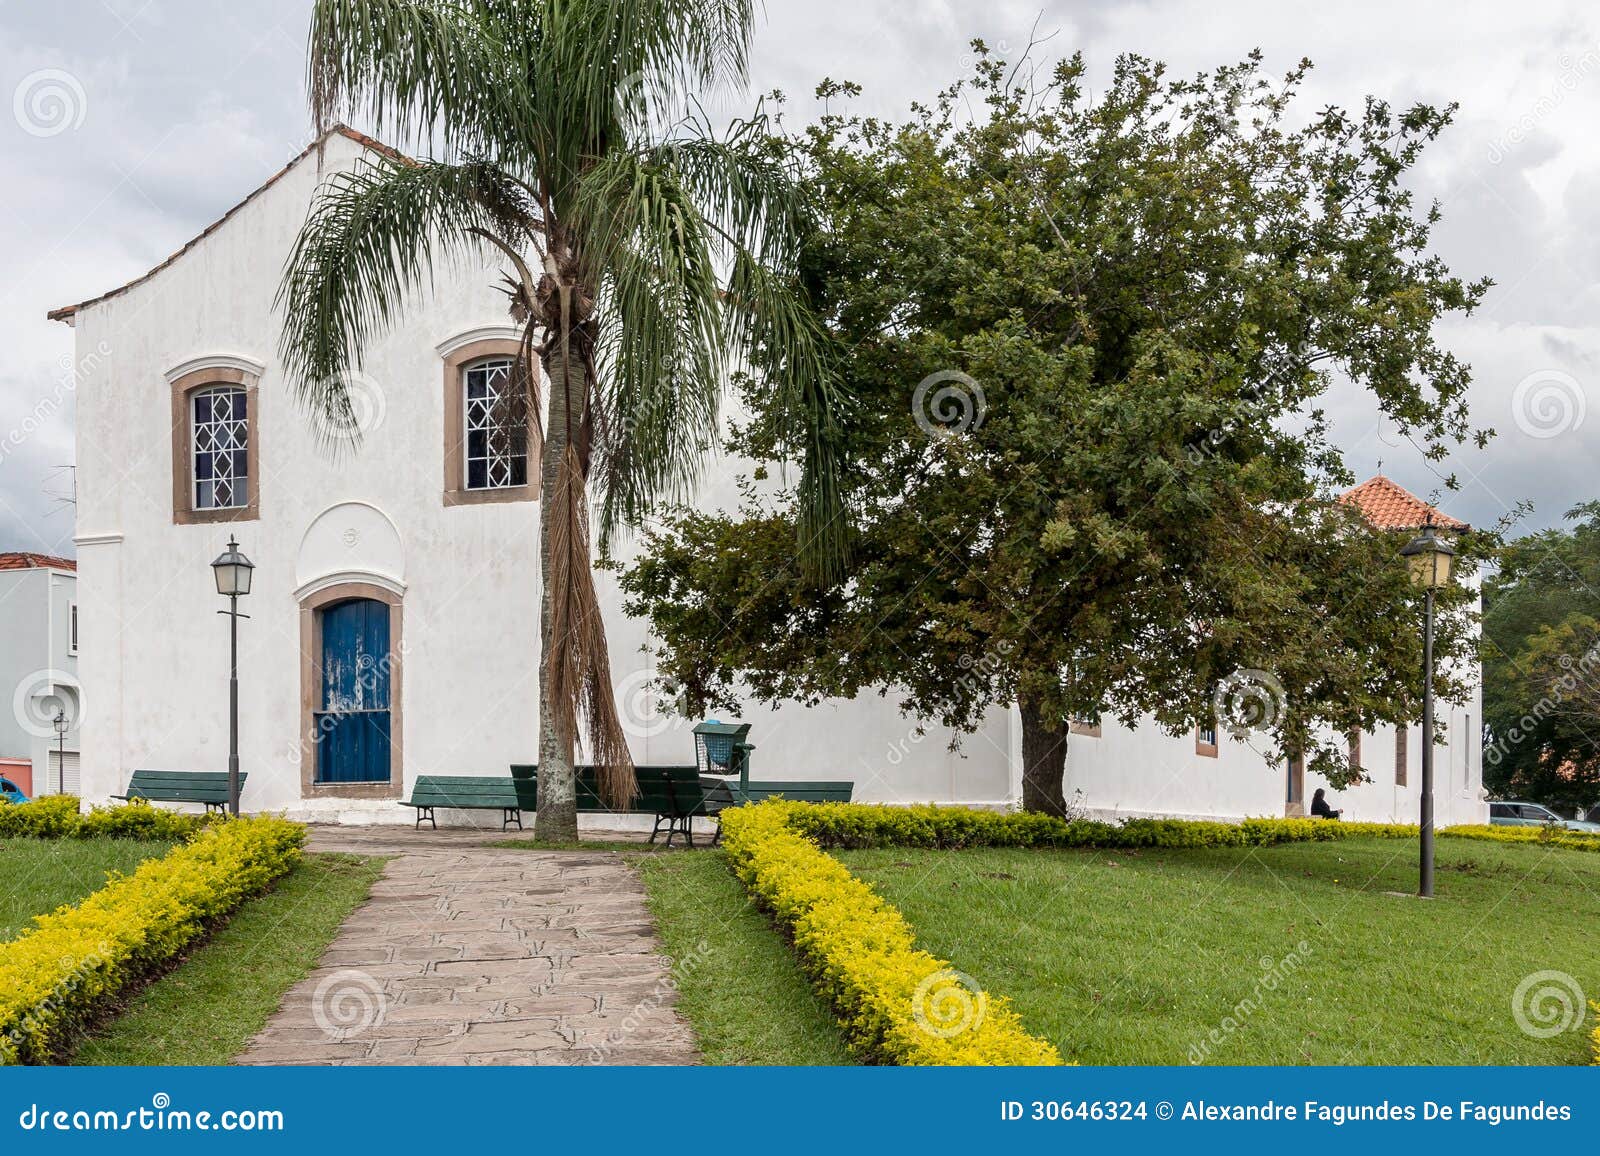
left=1019, top=695, right=1070, bottom=816
left=533, top=324, right=579, bottom=843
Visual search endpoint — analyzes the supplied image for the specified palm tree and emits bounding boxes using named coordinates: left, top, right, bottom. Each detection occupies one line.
left=279, top=0, right=848, bottom=841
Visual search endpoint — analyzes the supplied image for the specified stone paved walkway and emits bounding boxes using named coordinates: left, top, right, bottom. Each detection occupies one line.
left=235, top=826, right=700, bottom=1066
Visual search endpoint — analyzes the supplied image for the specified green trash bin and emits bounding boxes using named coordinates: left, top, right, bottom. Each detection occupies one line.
left=694, top=720, right=754, bottom=796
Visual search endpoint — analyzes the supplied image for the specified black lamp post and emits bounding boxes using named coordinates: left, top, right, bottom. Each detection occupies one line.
left=1400, top=516, right=1457, bottom=898
left=210, top=536, right=254, bottom=816
left=52, top=707, right=67, bottom=794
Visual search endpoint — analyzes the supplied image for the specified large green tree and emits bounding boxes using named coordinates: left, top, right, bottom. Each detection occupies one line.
left=277, top=0, right=847, bottom=840
left=1482, top=503, right=1600, bottom=812
left=619, top=48, right=1492, bottom=813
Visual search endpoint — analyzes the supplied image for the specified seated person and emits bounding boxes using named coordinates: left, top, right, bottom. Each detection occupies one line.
left=1310, top=788, right=1342, bottom=821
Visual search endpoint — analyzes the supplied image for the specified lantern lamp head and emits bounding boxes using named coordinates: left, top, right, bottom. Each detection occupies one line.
left=1400, top=516, right=1457, bottom=590
left=211, top=535, right=255, bottom=597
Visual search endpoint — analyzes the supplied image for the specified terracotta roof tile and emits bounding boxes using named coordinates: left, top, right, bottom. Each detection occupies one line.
left=1339, top=475, right=1468, bottom=532
left=0, top=552, right=76, bottom=572
left=47, top=124, right=406, bottom=323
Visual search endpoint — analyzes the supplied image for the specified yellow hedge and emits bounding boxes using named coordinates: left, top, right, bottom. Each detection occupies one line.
left=780, top=801, right=1420, bottom=851
left=0, top=816, right=305, bottom=1064
left=0, top=795, right=211, bottom=841
left=720, top=801, right=1063, bottom=1066
left=1439, top=824, right=1600, bottom=854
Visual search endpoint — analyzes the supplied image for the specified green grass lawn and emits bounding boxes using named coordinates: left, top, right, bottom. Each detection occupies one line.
left=630, top=850, right=851, bottom=1064
left=72, top=852, right=386, bottom=1065
left=0, top=836, right=175, bottom=939
left=838, top=837, right=1600, bottom=1065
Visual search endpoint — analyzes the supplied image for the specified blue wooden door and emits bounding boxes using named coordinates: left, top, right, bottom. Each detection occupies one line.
left=315, top=598, right=392, bottom=783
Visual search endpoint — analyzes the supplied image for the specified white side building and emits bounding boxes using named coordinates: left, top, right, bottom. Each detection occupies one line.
left=49, top=128, right=1484, bottom=827
left=0, top=552, right=81, bottom=797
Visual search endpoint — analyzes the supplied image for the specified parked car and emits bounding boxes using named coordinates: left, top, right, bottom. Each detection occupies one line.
left=1488, top=800, right=1600, bottom=833
left=0, top=775, right=28, bottom=805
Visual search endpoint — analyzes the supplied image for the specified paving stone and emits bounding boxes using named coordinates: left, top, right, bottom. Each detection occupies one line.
left=233, top=833, right=701, bottom=1066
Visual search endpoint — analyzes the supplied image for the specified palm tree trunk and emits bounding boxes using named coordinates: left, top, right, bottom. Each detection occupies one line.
left=534, top=326, right=579, bottom=843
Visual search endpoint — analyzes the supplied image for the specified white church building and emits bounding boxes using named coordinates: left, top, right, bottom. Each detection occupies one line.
left=49, top=127, right=1486, bottom=827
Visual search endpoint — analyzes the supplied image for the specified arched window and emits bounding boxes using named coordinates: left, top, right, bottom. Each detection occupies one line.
left=167, top=359, right=260, bottom=524
left=438, top=330, right=539, bottom=506
left=463, top=357, right=529, bottom=490
left=191, top=384, right=249, bottom=509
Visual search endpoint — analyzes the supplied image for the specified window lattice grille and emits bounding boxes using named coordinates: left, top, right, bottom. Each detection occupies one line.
left=192, top=386, right=248, bottom=510
left=464, top=359, right=528, bottom=490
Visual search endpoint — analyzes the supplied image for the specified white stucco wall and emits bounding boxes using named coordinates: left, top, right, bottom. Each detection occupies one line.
left=65, top=132, right=1485, bottom=827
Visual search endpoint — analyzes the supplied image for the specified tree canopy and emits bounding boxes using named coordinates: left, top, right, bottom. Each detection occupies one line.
left=1482, top=502, right=1600, bottom=811
left=618, top=46, right=1493, bottom=813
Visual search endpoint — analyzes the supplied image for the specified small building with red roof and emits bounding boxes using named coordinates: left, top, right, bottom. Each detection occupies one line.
left=0, top=551, right=80, bottom=798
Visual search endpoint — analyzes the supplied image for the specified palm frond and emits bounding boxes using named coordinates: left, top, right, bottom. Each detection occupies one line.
left=308, top=0, right=532, bottom=156
left=574, top=149, right=725, bottom=543
left=725, top=248, right=852, bottom=582
left=276, top=155, right=538, bottom=444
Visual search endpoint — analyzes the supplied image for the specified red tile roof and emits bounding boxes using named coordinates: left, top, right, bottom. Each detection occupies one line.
left=1339, top=475, right=1468, bottom=532
left=0, top=552, right=76, bottom=572
left=47, top=125, right=405, bottom=323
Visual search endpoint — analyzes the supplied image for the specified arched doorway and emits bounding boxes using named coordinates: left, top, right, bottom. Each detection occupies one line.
left=315, top=597, right=392, bottom=783
left=298, top=581, right=403, bottom=798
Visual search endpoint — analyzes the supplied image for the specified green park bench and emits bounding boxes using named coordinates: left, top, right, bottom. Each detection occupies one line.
left=399, top=772, right=538, bottom=832
left=729, top=781, right=854, bottom=805
left=112, top=769, right=246, bottom=814
left=403, top=765, right=718, bottom=845
left=401, top=765, right=853, bottom=844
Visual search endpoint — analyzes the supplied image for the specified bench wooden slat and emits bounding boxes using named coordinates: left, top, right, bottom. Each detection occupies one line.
left=116, top=769, right=246, bottom=810
left=735, top=781, right=854, bottom=804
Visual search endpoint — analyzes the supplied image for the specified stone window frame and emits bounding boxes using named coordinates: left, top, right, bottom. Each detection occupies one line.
left=167, top=356, right=262, bottom=525
left=1285, top=752, right=1306, bottom=815
left=297, top=579, right=404, bottom=800
left=1195, top=724, right=1219, bottom=758
left=438, top=327, right=540, bottom=507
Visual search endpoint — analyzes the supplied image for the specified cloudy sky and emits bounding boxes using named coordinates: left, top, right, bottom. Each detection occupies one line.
left=2, top=0, right=1597, bottom=558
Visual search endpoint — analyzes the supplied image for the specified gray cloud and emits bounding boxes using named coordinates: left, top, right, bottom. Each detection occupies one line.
left=4, top=0, right=1600, bottom=556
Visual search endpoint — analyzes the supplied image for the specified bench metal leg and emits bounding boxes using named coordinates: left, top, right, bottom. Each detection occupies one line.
left=649, top=812, right=668, bottom=844
left=503, top=807, right=522, bottom=831
left=415, top=806, right=435, bottom=830
left=661, top=813, right=697, bottom=849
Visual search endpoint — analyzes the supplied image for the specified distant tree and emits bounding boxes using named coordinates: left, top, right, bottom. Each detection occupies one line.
left=619, top=46, right=1492, bottom=814
left=1482, top=503, right=1600, bottom=811
left=277, top=0, right=848, bottom=840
